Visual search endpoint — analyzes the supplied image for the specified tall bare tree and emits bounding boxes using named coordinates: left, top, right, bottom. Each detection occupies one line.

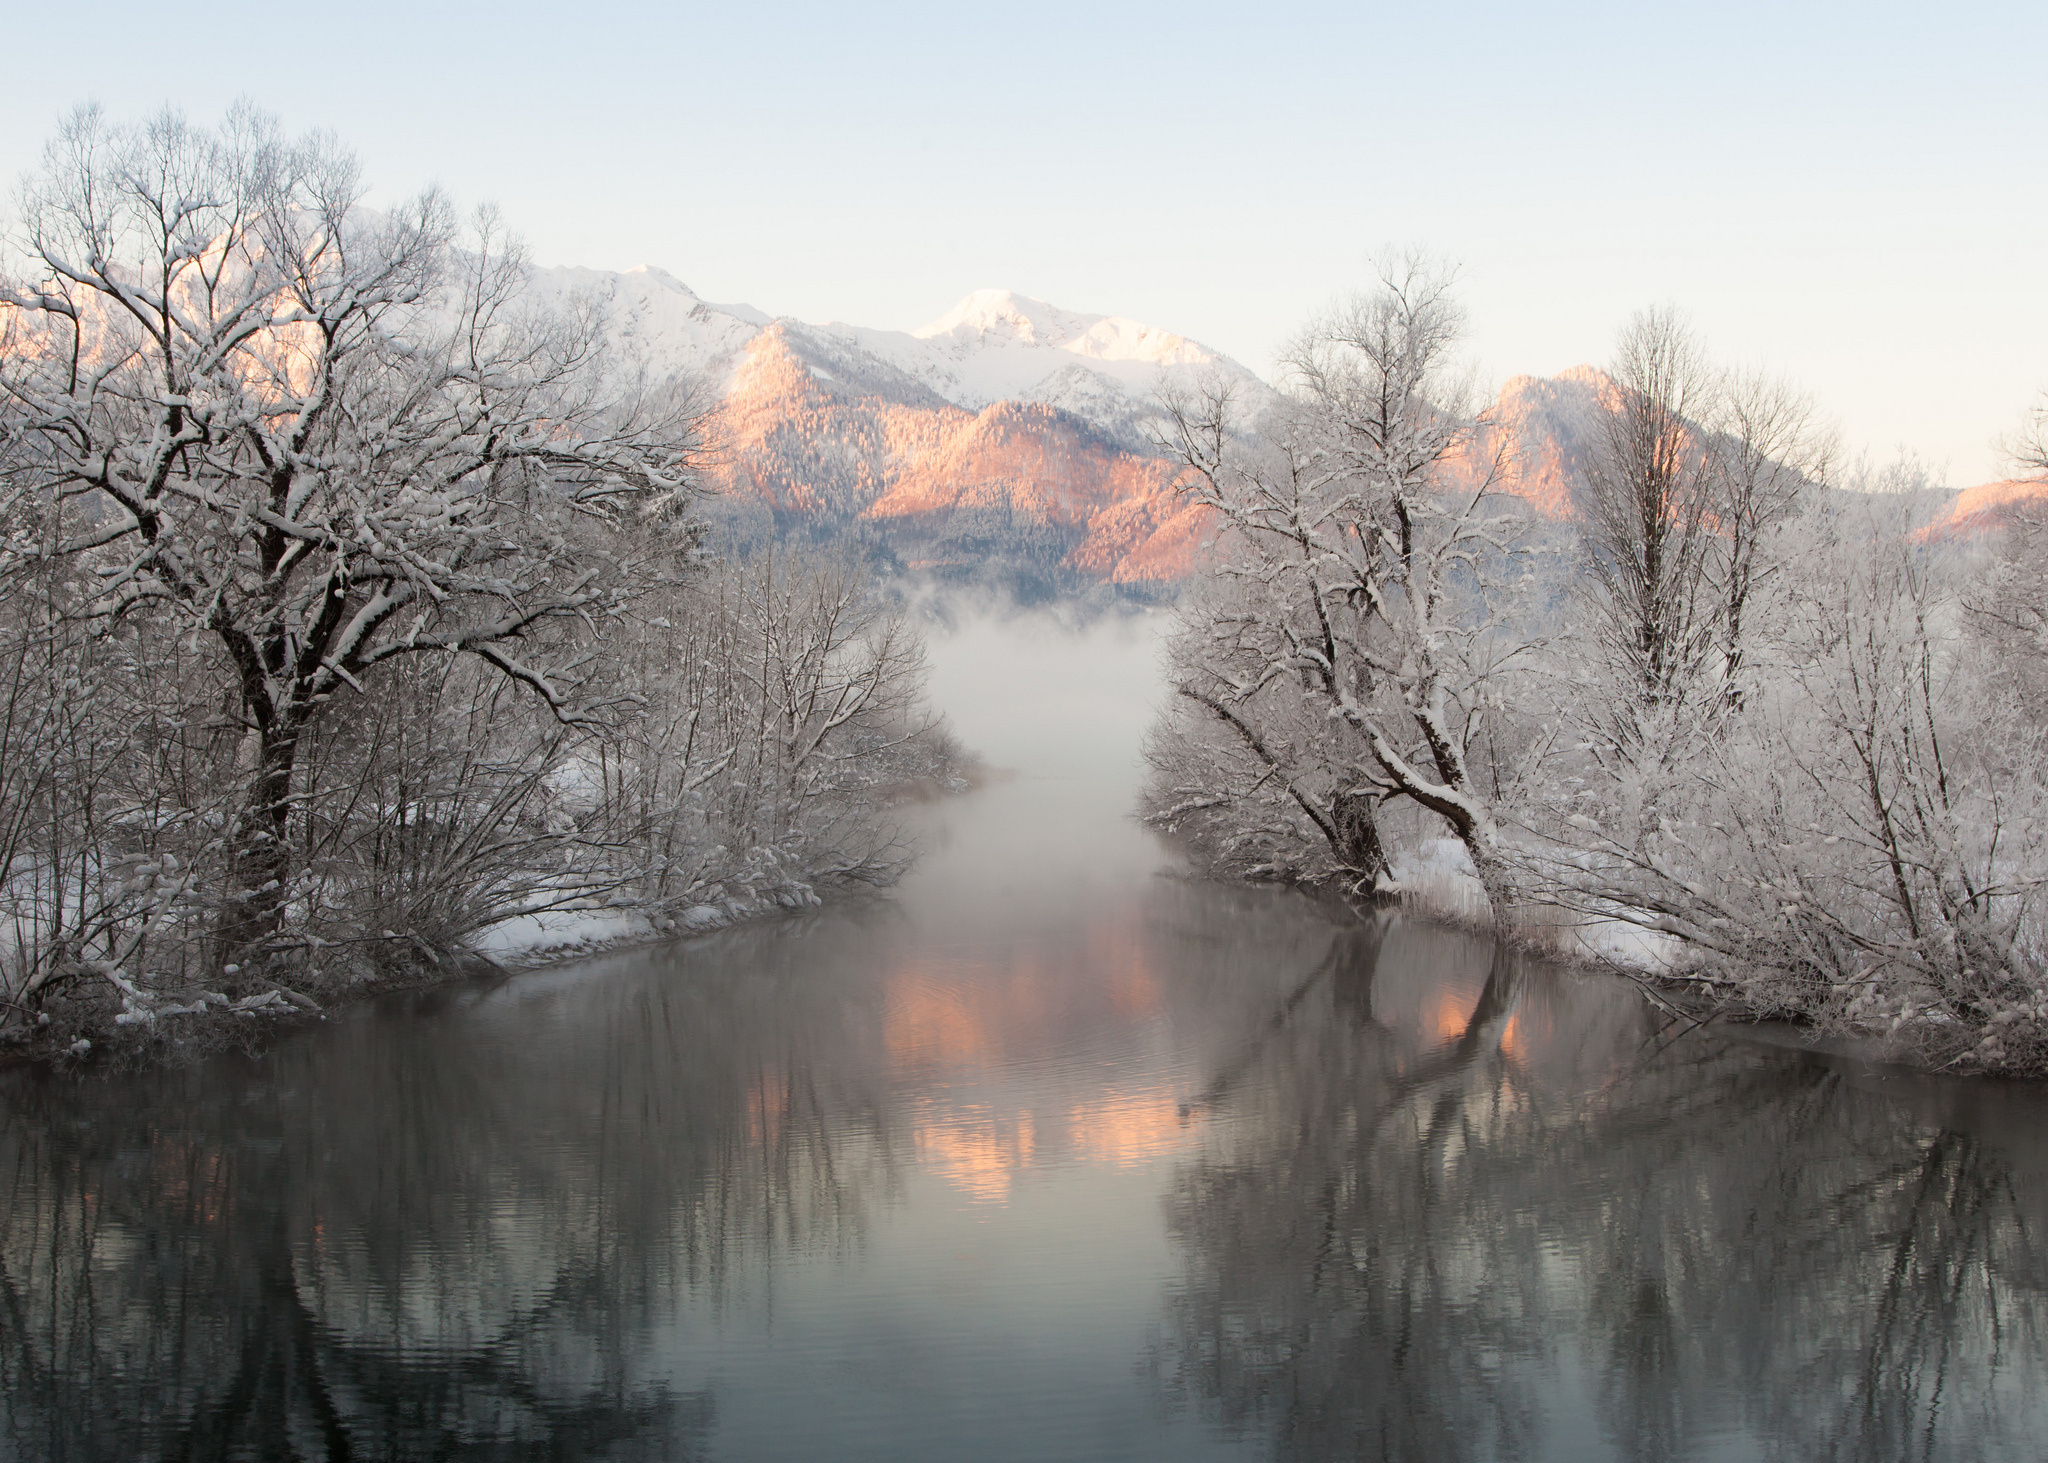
left=2006, top=392, right=2048, bottom=478
left=0, top=105, right=704, bottom=974
left=1146, top=257, right=1533, bottom=923
left=1711, top=371, right=1831, bottom=707
left=1575, top=307, right=1722, bottom=750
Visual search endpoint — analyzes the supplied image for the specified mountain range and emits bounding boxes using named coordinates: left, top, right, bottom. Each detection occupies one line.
left=534, top=267, right=2044, bottom=586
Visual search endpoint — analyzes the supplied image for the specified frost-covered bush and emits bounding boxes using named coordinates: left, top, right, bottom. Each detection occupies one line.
left=1144, top=276, right=2048, bottom=1075
left=1531, top=498, right=2048, bottom=1074
left=572, top=549, right=954, bottom=917
left=0, top=546, right=956, bottom=1051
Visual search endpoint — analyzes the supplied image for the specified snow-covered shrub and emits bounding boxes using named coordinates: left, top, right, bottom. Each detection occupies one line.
left=1531, top=495, right=2048, bottom=1073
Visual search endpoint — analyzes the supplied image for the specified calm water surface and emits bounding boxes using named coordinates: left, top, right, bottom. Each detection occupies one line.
left=3, top=615, right=2047, bottom=1461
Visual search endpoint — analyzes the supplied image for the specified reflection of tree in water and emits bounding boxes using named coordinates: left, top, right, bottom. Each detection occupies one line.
left=1162, top=921, right=2048, bottom=1462
left=0, top=932, right=909, bottom=1459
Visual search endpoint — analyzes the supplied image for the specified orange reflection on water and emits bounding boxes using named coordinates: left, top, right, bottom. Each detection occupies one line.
left=885, top=908, right=1178, bottom=1202
left=1499, top=999, right=1552, bottom=1067
left=914, top=1105, right=1037, bottom=1203
left=883, top=953, right=1074, bottom=1069
left=885, top=966, right=1003, bottom=1068
left=1427, top=989, right=1477, bottom=1046
left=915, top=1086, right=1202, bottom=1203
left=1084, top=919, right=1163, bottom=1017
left=744, top=1066, right=787, bottom=1149
left=883, top=917, right=1166, bottom=1073
left=1065, top=1088, right=1197, bottom=1168
left=146, top=1134, right=233, bottom=1226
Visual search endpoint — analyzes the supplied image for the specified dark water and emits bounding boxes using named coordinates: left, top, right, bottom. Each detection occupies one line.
left=3, top=617, right=2047, bottom=1462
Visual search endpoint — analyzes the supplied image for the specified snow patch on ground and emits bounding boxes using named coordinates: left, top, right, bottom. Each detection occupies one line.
left=462, top=895, right=787, bottom=969
left=1393, top=837, right=1683, bottom=971
left=465, top=908, right=659, bottom=966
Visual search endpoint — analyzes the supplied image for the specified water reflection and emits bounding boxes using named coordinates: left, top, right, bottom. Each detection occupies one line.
left=0, top=862, right=1332, bottom=1461
left=1160, top=923, right=2048, bottom=1462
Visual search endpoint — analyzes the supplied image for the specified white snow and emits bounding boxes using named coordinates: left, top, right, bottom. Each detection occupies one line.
left=525, top=264, right=768, bottom=387
left=1393, top=836, right=1684, bottom=972
left=462, top=896, right=752, bottom=968
left=814, top=288, right=1264, bottom=416
left=466, top=907, right=659, bottom=965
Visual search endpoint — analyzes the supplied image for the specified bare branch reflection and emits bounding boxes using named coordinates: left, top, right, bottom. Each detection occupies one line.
left=0, top=922, right=916, bottom=1460
left=1161, top=931, right=2048, bottom=1461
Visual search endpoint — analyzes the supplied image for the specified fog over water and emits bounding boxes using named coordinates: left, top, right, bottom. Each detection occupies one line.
left=908, top=608, right=1176, bottom=922
left=2, top=611, right=2046, bottom=1461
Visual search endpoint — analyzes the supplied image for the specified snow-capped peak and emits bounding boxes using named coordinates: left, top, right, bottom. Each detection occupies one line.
left=916, top=289, right=1091, bottom=347
left=913, top=289, right=1213, bottom=369
left=523, top=262, right=772, bottom=382
left=620, top=263, right=691, bottom=290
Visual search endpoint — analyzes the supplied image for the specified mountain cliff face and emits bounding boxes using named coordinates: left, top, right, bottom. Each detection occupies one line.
left=1487, top=366, right=1616, bottom=518
left=537, top=265, right=2043, bottom=583
left=698, top=324, right=1200, bottom=583
left=541, top=275, right=1253, bottom=586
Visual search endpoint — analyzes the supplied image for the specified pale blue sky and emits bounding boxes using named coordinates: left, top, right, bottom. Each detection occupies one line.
left=4, top=1, right=2040, bottom=481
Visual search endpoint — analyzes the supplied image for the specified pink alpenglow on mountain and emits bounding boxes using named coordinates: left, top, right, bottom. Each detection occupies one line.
left=1923, top=478, right=2048, bottom=539
left=541, top=267, right=2036, bottom=580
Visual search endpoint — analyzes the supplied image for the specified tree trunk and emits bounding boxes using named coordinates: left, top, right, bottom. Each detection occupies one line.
left=1467, top=837, right=1519, bottom=935
left=1331, top=789, right=1397, bottom=902
left=218, top=727, right=298, bottom=979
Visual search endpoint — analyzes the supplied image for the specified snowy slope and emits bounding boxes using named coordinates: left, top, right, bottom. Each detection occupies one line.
left=511, top=268, right=1269, bottom=581
left=524, top=265, right=768, bottom=385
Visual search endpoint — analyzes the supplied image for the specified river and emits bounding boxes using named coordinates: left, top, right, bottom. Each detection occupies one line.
left=2, top=611, right=2046, bottom=1461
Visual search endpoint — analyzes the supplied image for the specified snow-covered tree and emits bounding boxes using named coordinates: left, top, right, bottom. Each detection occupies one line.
left=1710, top=370, right=1833, bottom=707
left=583, top=548, right=948, bottom=912
left=1562, top=313, right=1828, bottom=850
left=1535, top=486, right=2048, bottom=1072
left=1574, top=307, right=1724, bottom=751
left=2007, top=391, right=2048, bottom=478
left=1145, top=258, right=1534, bottom=923
left=0, top=105, right=703, bottom=975
left=1971, top=501, right=2048, bottom=714
left=1978, top=394, right=2048, bottom=712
